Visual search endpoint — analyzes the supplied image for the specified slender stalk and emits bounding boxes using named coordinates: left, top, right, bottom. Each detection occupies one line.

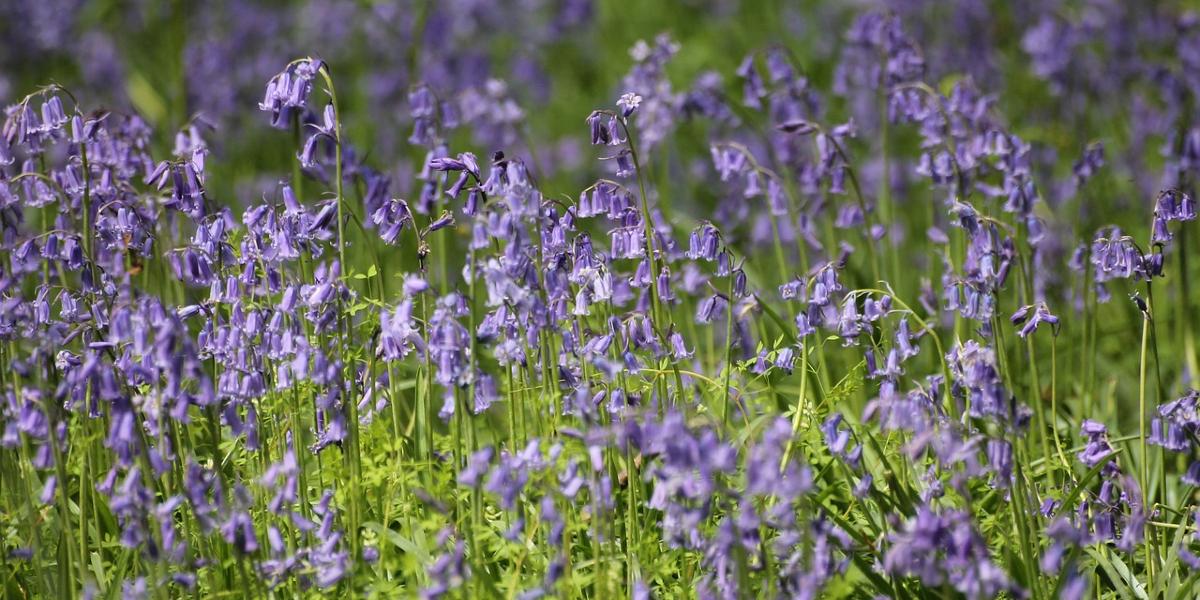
left=1024, top=332, right=1052, bottom=470
left=781, top=335, right=810, bottom=468
left=464, top=243, right=486, bottom=596
left=16, top=434, right=52, bottom=597
left=614, top=115, right=685, bottom=405
left=1179, top=227, right=1200, bottom=381
left=1137, top=292, right=1157, bottom=589
left=721, top=275, right=736, bottom=426
left=822, top=132, right=882, bottom=284
left=1010, top=446, right=1045, bottom=600
left=317, top=66, right=347, bottom=274
left=316, top=63, right=364, bottom=557
left=879, top=87, right=901, bottom=290
left=1049, top=336, right=1072, bottom=479
left=45, top=407, right=79, bottom=599
left=418, top=290, right=435, bottom=489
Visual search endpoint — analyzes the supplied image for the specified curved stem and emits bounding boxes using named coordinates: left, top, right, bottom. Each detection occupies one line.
left=822, top=133, right=882, bottom=284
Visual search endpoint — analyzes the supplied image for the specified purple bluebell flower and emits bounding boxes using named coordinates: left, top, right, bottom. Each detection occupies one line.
left=1149, top=392, right=1200, bottom=486
left=1073, top=142, right=1105, bottom=187
left=687, top=223, right=721, bottom=261
left=884, top=506, right=1018, bottom=599
left=1078, top=420, right=1116, bottom=468
left=260, top=58, right=323, bottom=128
left=1155, top=189, right=1195, bottom=223
left=1010, top=302, right=1060, bottom=337
left=371, top=197, right=412, bottom=245
left=821, top=413, right=861, bottom=468
left=946, top=341, right=1024, bottom=426
left=617, top=92, right=642, bottom=117
left=459, top=447, right=494, bottom=488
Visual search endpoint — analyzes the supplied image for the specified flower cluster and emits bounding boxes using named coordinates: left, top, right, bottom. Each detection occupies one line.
left=7, top=3, right=1200, bottom=599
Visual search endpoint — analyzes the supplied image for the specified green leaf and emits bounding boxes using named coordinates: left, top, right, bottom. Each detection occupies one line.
left=753, top=294, right=797, bottom=345
left=1084, top=546, right=1142, bottom=600
left=125, top=70, right=168, bottom=126
left=362, top=521, right=432, bottom=564
left=824, top=359, right=865, bottom=407
left=1057, top=451, right=1119, bottom=517
left=938, top=74, right=965, bottom=96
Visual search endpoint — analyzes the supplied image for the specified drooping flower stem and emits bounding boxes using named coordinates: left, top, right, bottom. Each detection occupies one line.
left=291, top=114, right=304, bottom=201
left=290, top=386, right=312, bottom=519
left=68, top=90, right=95, bottom=593
left=624, top=438, right=639, bottom=593
left=855, top=288, right=954, bottom=413
left=1014, top=243, right=1053, bottom=469
left=465, top=242, right=486, bottom=593
left=79, top=138, right=96, bottom=292
left=821, top=128, right=881, bottom=285
left=711, top=142, right=799, bottom=287
left=418, top=281, right=435, bottom=489
left=529, top=213, right=564, bottom=430
left=506, top=365, right=518, bottom=446
left=1145, top=279, right=1169, bottom=574
left=1022, top=334, right=1052, bottom=469
left=756, top=139, right=813, bottom=277
left=1080, top=259, right=1097, bottom=418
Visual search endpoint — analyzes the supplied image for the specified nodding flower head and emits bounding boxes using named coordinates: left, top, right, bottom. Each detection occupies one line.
left=1091, top=227, right=1155, bottom=282
left=1155, top=189, right=1195, bottom=223
left=1010, top=302, right=1059, bottom=338
left=586, top=110, right=624, bottom=146
left=260, top=58, right=323, bottom=128
left=687, top=223, right=721, bottom=261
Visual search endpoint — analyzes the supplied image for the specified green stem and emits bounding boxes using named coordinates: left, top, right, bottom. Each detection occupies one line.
left=721, top=272, right=736, bottom=426
left=1138, top=293, right=1157, bottom=589
left=781, top=335, right=810, bottom=467
left=1049, top=336, right=1071, bottom=480
left=823, top=132, right=881, bottom=284
left=617, top=116, right=684, bottom=406
left=317, top=63, right=362, bottom=557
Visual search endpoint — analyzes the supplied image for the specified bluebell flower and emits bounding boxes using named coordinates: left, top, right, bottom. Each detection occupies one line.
left=1010, top=302, right=1060, bottom=337
left=260, top=58, right=323, bottom=128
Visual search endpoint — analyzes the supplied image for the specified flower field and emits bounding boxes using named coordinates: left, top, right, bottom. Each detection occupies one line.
left=4, top=1, right=1200, bottom=598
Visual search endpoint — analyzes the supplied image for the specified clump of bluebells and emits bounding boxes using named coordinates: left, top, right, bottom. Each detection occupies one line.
left=8, top=3, right=1200, bottom=599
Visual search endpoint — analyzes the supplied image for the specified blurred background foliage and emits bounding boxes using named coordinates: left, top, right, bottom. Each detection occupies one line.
left=0, top=0, right=1092, bottom=201
left=1, top=0, right=1170, bottom=234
